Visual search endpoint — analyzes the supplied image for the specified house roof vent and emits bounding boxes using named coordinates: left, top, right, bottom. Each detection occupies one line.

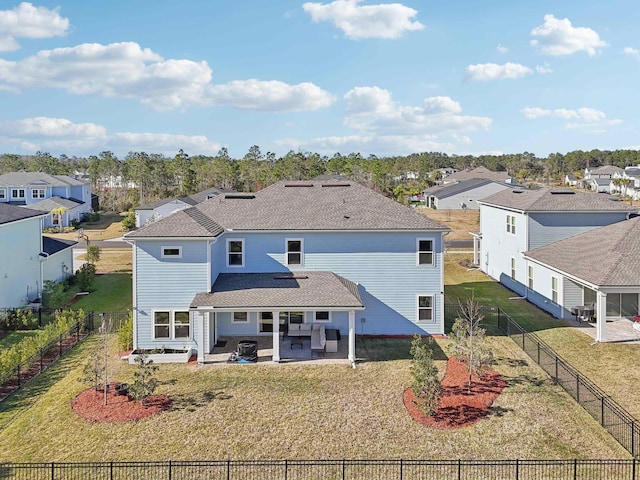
left=284, top=183, right=314, bottom=187
left=321, top=183, right=351, bottom=187
left=224, top=193, right=255, bottom=199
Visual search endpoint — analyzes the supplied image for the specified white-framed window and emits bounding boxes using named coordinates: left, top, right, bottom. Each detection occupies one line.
left=227, top=239, right=244, bottom=267
left=0, top=188, right=7, bottom=200
left=11, top=188, right=25, bottom=200
left=153, top=311, right=170, bottom=339
left=551, top=276, right=559, bottom=304
left=506, top=215, right=516, bottom=234
left=232, top=311, right=249, bottom=323
left=510, top=257, right=516, bottom=280
left=259, top=312, right=273, bottom=333
left=417, top=239, right=434, bottom=266
left=173, top=311, right=190, bottom=339
left=528, top=266, right=534, bottom=289
left=31, top=188, right=46, bottom=199
left=314, top=311, right=331, bottom=323
left=153, top=310, right=191, bottom=340
left=161, top=246, right=182, bottom=258
left=280, top=311, right=304, bottom=324
left=286, top=238, right=303, bottom=266
left=417, top=295, right=434, bottom=323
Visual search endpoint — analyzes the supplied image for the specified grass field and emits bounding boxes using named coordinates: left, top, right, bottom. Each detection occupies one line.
left=46, top=213, right=126, bottom=242
left=70, top=273, right=132, bottom=312
left=0, top=335, right=628, bottom=462
left=79, top=248, right=132, bottom=274
left=417, top=209, right=479, bottom=240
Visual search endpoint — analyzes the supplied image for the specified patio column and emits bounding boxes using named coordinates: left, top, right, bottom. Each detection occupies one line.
left=473, top=235, right=479, bottom=266
left=596, top=291, right=607, bottom=342
left=196, top=311, right=205, bottom=365
left=272, top=310, right=280, bottom=363
left=348, top=310, right=356, bottom=366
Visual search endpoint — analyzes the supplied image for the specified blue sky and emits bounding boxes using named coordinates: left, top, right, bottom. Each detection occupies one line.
left=0, top=0, right=639, bottom=159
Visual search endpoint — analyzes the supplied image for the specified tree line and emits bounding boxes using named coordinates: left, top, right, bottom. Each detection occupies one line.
left=2, top=147, right=639, bottom=212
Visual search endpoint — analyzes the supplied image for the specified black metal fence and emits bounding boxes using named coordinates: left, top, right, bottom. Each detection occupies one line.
left=0, top=307, right=59, bottom=329
left=0, top=459, right=638, bottom=479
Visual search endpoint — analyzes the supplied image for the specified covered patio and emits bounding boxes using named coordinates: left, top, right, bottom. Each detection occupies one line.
left=190, top=272, right=364, bottom=365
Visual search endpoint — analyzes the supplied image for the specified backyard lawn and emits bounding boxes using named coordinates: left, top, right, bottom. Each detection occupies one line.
left=70, top=272, right=132, bottom=312
left=418, top=209, right=479, bottom=240
left=0, top=335, right=628, bottom=461
left=45, top=213, right=126, bottom=242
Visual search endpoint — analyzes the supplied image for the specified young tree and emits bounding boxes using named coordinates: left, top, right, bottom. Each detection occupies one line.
left=121, top=210, right=136, bottom=230
left=76, top=263, right=97, bottom=291
left=129, top=354, right=159, bottom=405
left=409, top=334, right=441, bottom=415
left=85, top=245, right=101, bottom=265
left=79, top=349, right=106, bottom=392
left=451, top=296, right=493, bottom=392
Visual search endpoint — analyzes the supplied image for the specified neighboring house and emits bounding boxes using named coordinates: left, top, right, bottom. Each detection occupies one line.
left=583, top=165, right=623, bottom=181
left=476, top=188, right=635, bottom=322
left=0, top=204, right=76, bottom=307
left=523, top=216, right=640, bottom=342
left=564, top=173, right=580, bottom=187
left=442, top=167, right=515, bottom=185
left=423, top=178, right=524, bottom=210
left=126, top=179, right=450, bottom=364
left=96, top=174, right=137, bottom=189
left=611, top=166, right=640, bottom=200
left=584, top=177, right=612, bottom=193
left=0, top=172, right=92, bottom=227
left=134, top=187, right=233, bottom=227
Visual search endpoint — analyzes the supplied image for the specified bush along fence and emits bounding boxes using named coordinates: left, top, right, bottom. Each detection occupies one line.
left=444, top=303, right=640, bottom=459
left=0, top=459, right=638, bottom=480
left=0, top=310, right=130, bottom=403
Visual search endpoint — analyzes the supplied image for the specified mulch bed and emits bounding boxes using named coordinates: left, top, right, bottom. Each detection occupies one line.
left=404, top=357, right=507, bottom=429
left=72, top=385, right=172, bottom=423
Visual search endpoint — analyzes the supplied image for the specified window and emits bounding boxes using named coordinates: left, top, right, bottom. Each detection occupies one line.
left=227, top=239, right=244, bottom=267
left=0, top=188, right=6, bottom=200
left=173, top=311, right=190, bottom=339
left=506, top=215, right=516, bottom=234
left=528, top=266, right=534, bottom=289
left=161, top=246, right=182, bottom=258
left=31, top=188, right=45, bottom=199
left=417, top=239, right=434, bottom=266
left=314, top=311, right=330, bottom=323
left=154, top=311, right=170, bottom=339
left=510, top=257, right=516, bottom=280
left=280, top=311, right=304, bottom=324
left=551, top=277, right=558, bottom=304
left=259, top=312, right=273, bottom=333
left=232, top=312, right=248, bottom=323
left=417, top=295, right=434, bottom=323
left=11, top=188, right=25, bottom=199
left=286, top=239, right=303, bottom=266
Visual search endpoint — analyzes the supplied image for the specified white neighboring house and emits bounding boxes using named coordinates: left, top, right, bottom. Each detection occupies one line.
left=423, top=178, right=524, bottom=210
left=442, top=167, right=516, bottom=185
left=0, top=204, right=76, bottom=307
left=0, top=172, right=92, bottom=228
left=611, top=165, right=640, bottom=200
left=476, top=187, right=636, bottom=341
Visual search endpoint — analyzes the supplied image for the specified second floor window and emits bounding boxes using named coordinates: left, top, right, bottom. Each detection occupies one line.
left=227, top=239, right=244, bottom=267
left=0, top=189, right=5, bottom=200
left=506, top=215, right=516, bottom=234
left=31, top=188, right=45, bottom=199
left=286, top=239, right=303, bottom=266
left=417, top=239, right=434, bottom=266
left=11, top=189, right=25, bottom=199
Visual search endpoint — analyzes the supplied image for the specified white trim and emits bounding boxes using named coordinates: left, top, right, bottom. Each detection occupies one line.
left=416, top=293, right=435, bottom=324
left=416, top=238, right=434, bottom=266
left=161, top=245, right=182, bottom=258
left=152, top=309, right=192, bottom=340
left=173, top=310, right=191, bottom=339
left=285, top=238, right=304, bottom=267
left=232, top=311, right=249, bottom=323
left=258, top=311, right=274, bottom=334
left=152, top=310, right=171, bottom=340
left=191, top=306, right=365, bottom=312
left=31, top=188, right=46, bottom=199
left=0, top=187, right=6, bottom=200
left=313, top=311, right=331, bottom=323
left=10, top=188, right=25, bottom=200
left=551, top=276, right=559, bottom=304
left=226, top=238, right=245, bottom=268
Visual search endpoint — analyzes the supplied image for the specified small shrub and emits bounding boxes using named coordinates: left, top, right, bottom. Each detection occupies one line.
left=129, top=354, right=159, bottom=405
left=85, top=245, right=101, bottom=265
left=79, top=349, right=106, bottom=391
left=117, top=312, right=134, bottom=351
left=70, top=219, right=81, bottom=229
left=409, top=334, right=441, bottom=415
left=76, top=263, right=97, bottom=291
left=121, top=210, right=136, bottom=231
left=42, top=280, right=66, bottom=309
left=82, top=212, right=101, bottom=223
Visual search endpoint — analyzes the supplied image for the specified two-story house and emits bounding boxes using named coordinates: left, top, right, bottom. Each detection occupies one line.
left=0, top=204, right=76, bottom=307
left=476, top=187, right=635, bottom=308
left=125, top=180, right=449, bottom=364
left=0, top=172, right=92, bottom=228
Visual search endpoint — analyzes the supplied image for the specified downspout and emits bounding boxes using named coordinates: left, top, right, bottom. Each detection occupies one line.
left=124, top=237, right=138, bottom=349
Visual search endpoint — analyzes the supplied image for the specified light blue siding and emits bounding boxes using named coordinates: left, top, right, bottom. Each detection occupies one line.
left=0, top=217, right=43, bottom=307
left=563, top=278, right=584, bottom=319
left=528, top=212, right=629, bottom=249
left=135, top=240, right=208, bottom=350
left=42, top=249, right=73, bottom=284
left=436, top=183, right=511, bottom=210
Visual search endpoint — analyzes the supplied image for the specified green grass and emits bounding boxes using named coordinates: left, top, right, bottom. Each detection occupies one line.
left=0, top=331, right=39, bottom=350
left=0, top=335, right=628, bottom=461
left=70, top=273, right=132, bottom=312
left=445, top=252, right=640, bottom=419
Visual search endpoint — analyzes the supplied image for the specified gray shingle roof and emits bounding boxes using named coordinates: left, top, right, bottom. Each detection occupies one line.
left=589, top=165, right=623, bottom=175
left=43, top=236, right=77, bottom=255
left=24, top=196, right=84, bottom=212
left=127, top=180, right=448, bottom=238
left=524, top=216, right=640, bottom=286
left=445, top=167, right=512, bottom=183
left=181, top=187, right=234, bottom=206
left=190, top=272, right=364, bottom=309
left=0, top=172, right=87, bottom=187
left=478, top=187, right=636, bottom=213
left=0, top=203, right=47, bottom=225
left=424, top=178, right=521, bottom=200
left=134, top=198, right=183, bottom=211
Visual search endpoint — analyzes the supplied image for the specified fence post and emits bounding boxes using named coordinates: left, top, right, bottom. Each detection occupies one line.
left=168, top=459, right=172, bottom=480
left=342, top=459, right=346, bottom=480
left=537, top=342, right=540, bottom=365
left=515, top=459, right=519, bottom=480
left=576, top=375, right=580, bottom=403
left=522, top=332, right=525, bottom=350
left=457, top=459, right=461, bottom=480
left=38, top=308, right=42, bottom=328
left=632, top=421, right=636, bottom=457
left=400, top=458, right=403, bottom=480
left=59, top=334, right=63, bottom=358
left=284, top=459, right=288, bottom=480
left=555, top=356, right=558, bottom=383
left=633, top=457, right=636, bottom=479
left=110, top=461, right=113, bottom=480
left=51, top=462, right=54, bottom=480
left=573, top=458, right=577, bottom=480
left=227, top=459, right=230, bottom=480
left=40, top=348, right=43, bottom=373
left=601, top=397, right=605, bottom=426
left=16, top=364, right=20, bottom=388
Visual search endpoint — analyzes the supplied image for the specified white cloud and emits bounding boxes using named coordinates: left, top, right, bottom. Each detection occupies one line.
left=0, top=117, right=220, bottom=156
left=0, top=2, right=69, bottom=52
left=521, top=106, right=622, bottom=132
left=0, top=42, right=335, bottom=112
left=535, top=63, right=552, bottom=74
left=530, top=14, right=607, bottom=56
left=302, top=0, right=424, bottom=39
left=623, top=47, right=640, bottom=60
left=466, top=62, right=533, bottom=81
left=497, top=44, right=508, bottom=54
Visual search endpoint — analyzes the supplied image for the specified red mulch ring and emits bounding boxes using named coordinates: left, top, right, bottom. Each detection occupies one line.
left=72, top=385, right=172, bottom=423
left=404, top=357, right=507, bottom=429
